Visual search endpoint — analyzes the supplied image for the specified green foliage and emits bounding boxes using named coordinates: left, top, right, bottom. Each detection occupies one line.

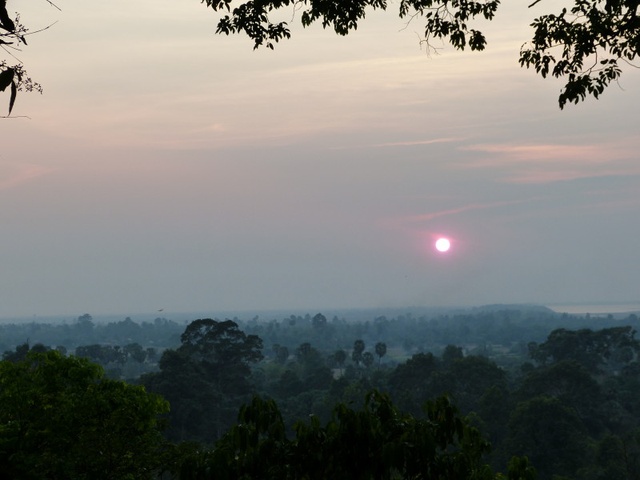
left=446, top=355, right=508, bottom=413
left=6, top=311, right=639, bottom=479
left=292, top=341, right=333, bottom=390
left=500, top=456, right=537, bottom=480
left=142, top=319, right=265, bottom=442
left=208, top=396, right=289, bottom=479
left=516, top=360, right=605, bottom=435
left=506, top=395, right=590, bottom=480
left=528, top=326, right=640, bottom=373
left=179, top=319, right=264, bottom=376
left=2, top=341, right=46, bottom=362
left=442, top=344, right=464, bottom=364
left=389, top=351, right=439, bottom=413
left=0, top=350, right=168, bottom=479
left=143, top=349, right=223, bottom=442
left=182, top=390, right=522, bottom=480
left=272, top=343, right=290, bottom=364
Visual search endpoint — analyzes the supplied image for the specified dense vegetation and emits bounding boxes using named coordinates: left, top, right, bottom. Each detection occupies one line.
left=1, top=305, right=640, bottom=479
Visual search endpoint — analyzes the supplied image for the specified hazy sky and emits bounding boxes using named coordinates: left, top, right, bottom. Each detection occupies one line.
left=2, top=0, right=639, bottom=317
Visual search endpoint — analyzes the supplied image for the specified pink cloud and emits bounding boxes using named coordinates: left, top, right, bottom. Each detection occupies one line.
left=393, top=199, right=532, bottom=225
left=371, top=137, right=460, bottom=148
left=0, top=162, right=53, bottom=191
left=460, top=143, right=618, bottom=165
left=328, top=137, right=461, bottom=151
left=502, top=168, right=637, bottom=184
left=457, top=139, right=640, bottom=184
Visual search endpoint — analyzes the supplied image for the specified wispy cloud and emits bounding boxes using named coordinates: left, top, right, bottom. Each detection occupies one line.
left=457, top=139, right=640, bottom=184
left=502, top=169, right=639, bottom=184
left=461, top=143, right=620, bottom=165
left=330, top=137, right=460, bottom=151
left=371, top=137, right=460, bottom=148
left=394, top=199, right=532, bottom=224
left=0, top=162, right=53, bottom=191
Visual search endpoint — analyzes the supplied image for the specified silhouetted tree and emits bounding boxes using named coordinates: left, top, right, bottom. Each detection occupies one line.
left=312, top=312, right=327, bottom=330
left=203, top=0, right=639, bottom=107
left=352, top=339, right=365, bottom=366
left=142, top=319, right=264, bottom=441
left=374, top=342, right=387, bottom=365
left=362, top=351, right=375, bottom=369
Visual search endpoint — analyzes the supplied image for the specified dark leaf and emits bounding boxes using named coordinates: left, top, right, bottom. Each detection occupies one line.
left=0, top=67, right=14, bottom=91
left=9, top=80, right=16, bottom=115
left=0, top=5, right=15, bottom=32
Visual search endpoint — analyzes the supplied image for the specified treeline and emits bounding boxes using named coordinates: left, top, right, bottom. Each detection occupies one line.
left=1, top=307, right=640, bottom=479
left=2, top=305, right=638, bottom=374
left=135, top=318, right=640, bottom=479
left=0, top=314, right=184, bottom=353
left=2, top=306, right=639, bottom=384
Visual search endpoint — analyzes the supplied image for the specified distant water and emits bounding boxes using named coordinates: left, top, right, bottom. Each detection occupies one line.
left=548, top=303, right=640, bottom=315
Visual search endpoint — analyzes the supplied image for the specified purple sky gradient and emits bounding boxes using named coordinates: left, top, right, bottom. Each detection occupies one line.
left=1, top=0, right=639, bottom=317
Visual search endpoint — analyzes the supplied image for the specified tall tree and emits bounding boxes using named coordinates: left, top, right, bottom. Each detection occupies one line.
left=374, top=342, right=387, bottom=365
left=333, top=349, right=347, bottom=371
left=362, top=351, right=375, bottom=369
left=178, top=318, right=264, bottom=391
left=352, top=339, right=365, bottom=366
left=142, top=318, right=264, bottom=442
left=312, top=312, right=328, bottom=330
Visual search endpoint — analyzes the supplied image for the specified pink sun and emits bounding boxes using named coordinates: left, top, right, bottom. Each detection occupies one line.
left=435, top=237, right=451, bottom=253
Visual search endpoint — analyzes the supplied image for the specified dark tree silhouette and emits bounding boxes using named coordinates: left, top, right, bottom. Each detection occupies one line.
left=352, top=339, right=365, bottom=366
left=0, top=0, right=47, bottom=115
left=203, top=0, right=639, bottom=107
left=375, top=342, right=387, bottom=364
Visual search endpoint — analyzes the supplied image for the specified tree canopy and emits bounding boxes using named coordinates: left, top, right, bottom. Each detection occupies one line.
left=175, top=391, right=537, bottom=480
left=141, top=319, right=265, bottom=442
left=0, top=350, right=169, bottom=479
left=203, top=0, right=640, bottom=108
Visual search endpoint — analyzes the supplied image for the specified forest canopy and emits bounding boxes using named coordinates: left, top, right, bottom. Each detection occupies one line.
left=1, top=308, right=640, bottom=479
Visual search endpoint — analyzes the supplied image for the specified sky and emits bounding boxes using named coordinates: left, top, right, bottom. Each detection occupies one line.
left=1, top=0, right=639, bottom=318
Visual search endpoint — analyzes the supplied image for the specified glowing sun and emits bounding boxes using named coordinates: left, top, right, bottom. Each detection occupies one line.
left=435, top=237, right=451, bottom=253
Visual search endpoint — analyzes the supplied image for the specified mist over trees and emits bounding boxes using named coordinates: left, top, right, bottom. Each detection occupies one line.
left=2, top=305, right=640, bottom=478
